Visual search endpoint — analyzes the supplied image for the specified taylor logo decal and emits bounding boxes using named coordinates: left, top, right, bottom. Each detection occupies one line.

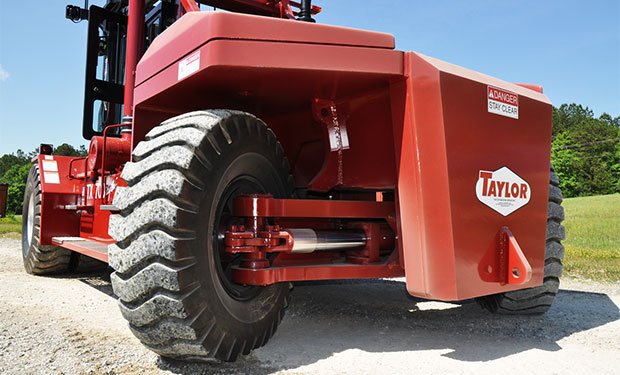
left=476, top=167, right=530, bottom=216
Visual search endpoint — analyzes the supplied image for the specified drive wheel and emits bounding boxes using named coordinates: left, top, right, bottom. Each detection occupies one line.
left=477, top=166, right=565, bottom=314
left=108, top=110, right=293, bottom=361
left=21, top=164, right=72, bottom=274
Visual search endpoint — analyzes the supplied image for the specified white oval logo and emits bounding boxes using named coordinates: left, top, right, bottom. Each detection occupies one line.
left=476, top=167, right=531, bottom=216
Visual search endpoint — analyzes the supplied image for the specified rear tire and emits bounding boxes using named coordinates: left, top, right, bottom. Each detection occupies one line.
left=477, top=166, right=565, bottom=314
left=21, top=165, right=72, bottom=275
left=108, top=110, right=293, bottom=362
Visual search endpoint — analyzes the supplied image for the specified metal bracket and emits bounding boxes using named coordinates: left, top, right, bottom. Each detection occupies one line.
left=225, top=225, right=293, bottom=254
left=309, top=99, right=351, bottom=191
left=479, top=226, right=532, bottom=285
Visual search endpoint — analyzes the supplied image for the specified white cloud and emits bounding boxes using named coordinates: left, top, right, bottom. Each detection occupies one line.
left=0, top=65, right=9, bottom=82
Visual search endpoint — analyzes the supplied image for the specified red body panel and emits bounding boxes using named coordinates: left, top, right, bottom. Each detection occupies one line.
left=37, top=154, right=121, bottom=246
left=40, top=10, right=554, bottom=301
left=132, top=12, right=402, bottom=189
left=130, top=12, right=553, bottom=300
left=391, top=53, right=552, bottom=300
left=37, top=156, right=82, bottom=245
left=135, top=11, right=395, bottom=86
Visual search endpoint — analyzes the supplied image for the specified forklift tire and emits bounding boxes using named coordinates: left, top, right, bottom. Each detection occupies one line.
left=476, top=167, right=565, bottom=314
left=108, top=110, right=293, bottom=362
left=21, top=164, right=72, bottom=275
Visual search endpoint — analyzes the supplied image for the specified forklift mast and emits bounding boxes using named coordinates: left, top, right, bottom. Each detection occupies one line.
left=66, top=0, right=321, bottom=139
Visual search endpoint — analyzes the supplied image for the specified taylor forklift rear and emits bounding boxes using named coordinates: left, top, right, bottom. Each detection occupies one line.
left=23, top=0, right=565, bottom=362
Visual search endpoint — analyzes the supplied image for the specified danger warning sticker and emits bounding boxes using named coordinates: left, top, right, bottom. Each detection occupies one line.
left=476, top=167, right=530, bottom=216
left=487, top=86, right=519, bottom=119
left=178, top=50, right=201, bottom=81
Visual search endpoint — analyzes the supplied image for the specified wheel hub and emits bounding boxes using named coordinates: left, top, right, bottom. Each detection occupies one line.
left=25, top=192, right=35, bottom=254
left=213, top=176, right=267, bottom=301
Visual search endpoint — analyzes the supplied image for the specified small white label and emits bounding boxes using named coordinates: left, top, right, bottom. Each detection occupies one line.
left=476, top=167, right=530, bottom=216
left=326, top=105, right=350, bottom=152
left=43, top=172, right=60, bottom=184
left=178, top=50, right=201, bottom=80
left=488, top=86, right=519, bottom=119
left=44, top=155, right=54, bottom=160
left=42, top=160, right=58, bottom=172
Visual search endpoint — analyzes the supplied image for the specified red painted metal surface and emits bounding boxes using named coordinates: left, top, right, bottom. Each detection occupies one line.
left=37, top=3, right=555, bottom=301
left=36, top=133, right=127, bottom=247
left=37, top=155, right=83, bottom=245
left=389, top=52, right=552, bottom=300
left=132, top=11, right=401, bottom=187
left=0, top=184, right=7, bottom=218
left=123, top=0, right=145, bottom=118
left=99, top=125, right=131, bottom=203
left=232, top=258, right=404, bottom=286
left=51, top=238, right=112, bottom=263
left=225, top=224, right=294, bottom=254
left=345, top=222, right=393, bottom=264
left=221, top=195, right=399, bottom=284
left=134, top=11, right=396, bottom=87
left=308, top=99, right=349, bottom=191
left=515, top=83, right=544, bottom=93
left=479, top=227, right=532, bottom=285
left=192, top=0, right=322, bottom=19
left=180, top=0, right=200, bottom=13
left=232, top=196, right=395, bottom=220
left=88, top=128, right=131, bottom=174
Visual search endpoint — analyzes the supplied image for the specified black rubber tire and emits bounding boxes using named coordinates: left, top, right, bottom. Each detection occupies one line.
left=21, top=165, right=72, bottom=275
left=477, top=166, right=565, bottom=314
left=108, top=110, right=293, bottom=362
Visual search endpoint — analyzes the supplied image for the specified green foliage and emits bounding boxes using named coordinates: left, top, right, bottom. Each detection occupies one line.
left=0, top=164, right=32, bottom=214
left=551, top=104, right=620, bottom=198
left=53, top=143, right=88, bottom=157
left=0, top=150, right=32, bottom=178
left=551, top=132, right=581, bottom=197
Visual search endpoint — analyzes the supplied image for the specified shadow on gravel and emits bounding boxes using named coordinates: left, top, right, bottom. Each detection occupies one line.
left=265, top=279, right=620, bottom=366
left=156, top=357, right=278, bottom=375
left=50, top=266, right=116, bottom=298
left=69, top=275, right=620, bottom=374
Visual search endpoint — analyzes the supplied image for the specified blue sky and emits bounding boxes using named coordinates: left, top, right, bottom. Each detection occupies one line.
left=0, top=0, right=618, bottom=154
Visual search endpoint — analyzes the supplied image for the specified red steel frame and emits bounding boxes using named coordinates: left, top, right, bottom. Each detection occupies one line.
left=223, top=195, right=403, bottom=285
left=37, top=0, right=554, bottom=302
left=124, top=0, right=145, bottom=119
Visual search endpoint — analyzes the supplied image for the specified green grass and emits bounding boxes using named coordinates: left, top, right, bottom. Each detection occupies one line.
left=0, top=214, right=22, bottom=236
left=562, top=194, right=620, bottom=282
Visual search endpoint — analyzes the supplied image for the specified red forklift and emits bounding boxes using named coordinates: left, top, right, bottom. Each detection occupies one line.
left=22, top=0, right=564, bottom=362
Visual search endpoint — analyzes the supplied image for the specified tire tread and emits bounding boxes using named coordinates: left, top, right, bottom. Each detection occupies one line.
left=109, top=110, right=292, bottom=362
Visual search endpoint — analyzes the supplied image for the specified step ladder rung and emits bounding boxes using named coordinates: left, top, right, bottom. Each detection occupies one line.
left=52, top=237, right=111, bottom=263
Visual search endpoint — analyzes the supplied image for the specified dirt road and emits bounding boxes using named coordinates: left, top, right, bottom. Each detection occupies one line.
left=0, top=237, right=619, bottom=374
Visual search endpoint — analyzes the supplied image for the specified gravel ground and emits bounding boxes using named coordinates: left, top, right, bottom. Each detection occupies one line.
left=1, top=237, right=619, bottom=374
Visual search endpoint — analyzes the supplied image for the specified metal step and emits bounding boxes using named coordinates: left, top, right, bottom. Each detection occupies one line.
left=100, top=205, right=120, bottom=212
left=52, top=237, right=111, bottom=263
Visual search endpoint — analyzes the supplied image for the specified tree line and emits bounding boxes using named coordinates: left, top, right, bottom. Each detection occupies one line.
left=551, top=104, right=620, bottom=197
left=1, top=104, right=619, bottom=214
